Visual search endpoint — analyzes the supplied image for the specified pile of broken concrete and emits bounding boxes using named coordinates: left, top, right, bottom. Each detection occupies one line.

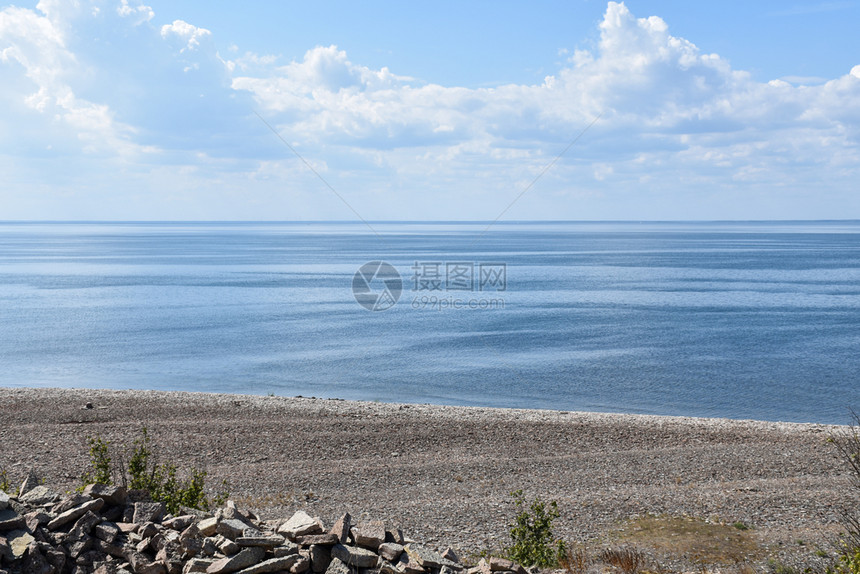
left=0, top=481, right=529, bottom=574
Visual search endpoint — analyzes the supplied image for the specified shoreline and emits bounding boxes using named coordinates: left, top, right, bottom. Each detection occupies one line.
left=1, top=387, right=856, bottom=571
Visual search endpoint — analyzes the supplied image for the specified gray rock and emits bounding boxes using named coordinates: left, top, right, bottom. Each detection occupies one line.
left=352, top=521, right=385, bottom=550
left=0, top=535, right=13, bottom=562
left=197, top=518, right=218, bottom=537
left=179, top=524, right=204, bottom=557
left=206, top=546, right=266, bottom=574
left=216, top=519, right=250, bottom=541
left=128, top=550, right=168, bottom=574
left=235, top=535, right=285, bottom=548
left=19, top=485, right=58, bottom=506
left=331, top=544, right=379, bottom=569
left=0, top=509, right=25, bottom=532
left=96, top=521, right=122, bottom=544
left=324, top=558, right=352, bottom=574
left=278, top=512, right=321, bottom=539
left=385, top=530, right=404, bottom=546
left=310, top=544, right=332, bottom=573
left=441, top=548, right=459, bottom=564
left=377, top=543, right=403, bottom=562
left=290, top=555, right=311, bottom=574
left=0, top=492, right=8, bottom=511
left=23, top=542, right=53, bottom=574
left=163, top=516, right=196, bottom=531
left=272, top=542, right=300, bottom=557
left=18, top=470, right=40, bottom=499
left=234, top=555, right=301, bottom=574
left=47, top=497, right=105, bottom=530
left=53, top=494, right=93, bottom=514
left=183, top=558, right=215, bottom=574
left=73, top=510, right=103, bottom=535
left=83, top=484, right=129, bottom=507
left=7, top=529, right=35, bottom=559
left=133, top=502, right=165, bottom=525
left=328, top=515, right=351, bottom=545
left=405, top=544, right=444, bottom=569
left=296, top=533, right=338, bottom=546
left=394, top=552, right=425, bottom=574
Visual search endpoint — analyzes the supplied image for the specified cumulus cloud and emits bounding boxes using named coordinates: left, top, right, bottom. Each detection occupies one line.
left=160, top=19, right=211, bottom=52
left=0, top=4, right=142, bottom=157
left=117, top=0, right=153, bottom=25
left=2, top=0, right=859, bottom=219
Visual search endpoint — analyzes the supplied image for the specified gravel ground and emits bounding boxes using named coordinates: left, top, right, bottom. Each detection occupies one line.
left=1, top=387, right=857, bottom=572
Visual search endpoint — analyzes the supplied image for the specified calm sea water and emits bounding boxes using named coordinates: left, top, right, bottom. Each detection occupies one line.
left=1, top=221, right=859, bottom=424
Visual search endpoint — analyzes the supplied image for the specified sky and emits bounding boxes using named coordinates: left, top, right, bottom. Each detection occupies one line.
left=1, top=1, right=859, bottom=221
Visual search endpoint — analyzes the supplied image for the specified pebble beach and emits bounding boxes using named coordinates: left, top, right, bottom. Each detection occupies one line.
left=1, top=388, right=856, bottom=572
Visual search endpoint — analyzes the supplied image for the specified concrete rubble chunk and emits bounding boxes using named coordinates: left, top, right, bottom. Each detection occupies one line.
left=47, top=497, right=105, bottom=530
left=330, top=544, right=378, bottom=569
left=328, top=514, right=351, bottom=545
left=84, top=484, right=129, bottom=507
left=19, top=485, right=58, bottom=506
left=352, top=522, right=385, bottom=551
left=234, top=554, right=301, bottom=574
left=133, top=502, right=165, bottom=525
left=278, top=512, right=321, bottom=539
left=206, top=546, right=266, bottom=574
left=377, top=543, right=403, bottom=562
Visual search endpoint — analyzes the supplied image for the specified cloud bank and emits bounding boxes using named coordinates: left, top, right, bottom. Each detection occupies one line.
left=1, top=1, right=858, bottom=219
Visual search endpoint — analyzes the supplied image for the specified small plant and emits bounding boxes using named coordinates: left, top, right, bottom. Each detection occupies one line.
left=504, top=489, right=567, bottom=568
left=600, top=547, right=646, bottom=574
left=81, top=427, right=227, bottom=514
left=733, top=522, right=750, bottom=531
left=0, top=467, right=11, bottom=493
left=828, top=544, right=860, bottom=574
left=81, top=435, right=112, bottom=486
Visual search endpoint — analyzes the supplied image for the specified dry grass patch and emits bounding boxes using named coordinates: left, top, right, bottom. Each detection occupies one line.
left=613, top=515, right=762, bottom=566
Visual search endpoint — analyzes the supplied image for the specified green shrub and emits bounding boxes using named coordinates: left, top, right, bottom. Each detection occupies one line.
left=82, top=427, right=227, bottom=514
left=0, top=467, right=11, bottom=494
left=81, top=435, right=112, bottom=486
left=828, top=410, right=860, bottom=573
left=504, top=489, right=567, bottom=568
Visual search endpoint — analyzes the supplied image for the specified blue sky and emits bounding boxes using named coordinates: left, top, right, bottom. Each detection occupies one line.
left=1, top=1, right=858, bottom=220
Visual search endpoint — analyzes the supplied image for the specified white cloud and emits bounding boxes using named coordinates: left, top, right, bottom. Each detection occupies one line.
left=1, top=3, right=149, bottom=157
left=160, top=19, right=211, bottom=52
left=117, top=0, right=153, bottom=25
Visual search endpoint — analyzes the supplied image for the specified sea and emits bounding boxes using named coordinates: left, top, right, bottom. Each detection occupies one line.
left=1, top=220, right=858, bottom=424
